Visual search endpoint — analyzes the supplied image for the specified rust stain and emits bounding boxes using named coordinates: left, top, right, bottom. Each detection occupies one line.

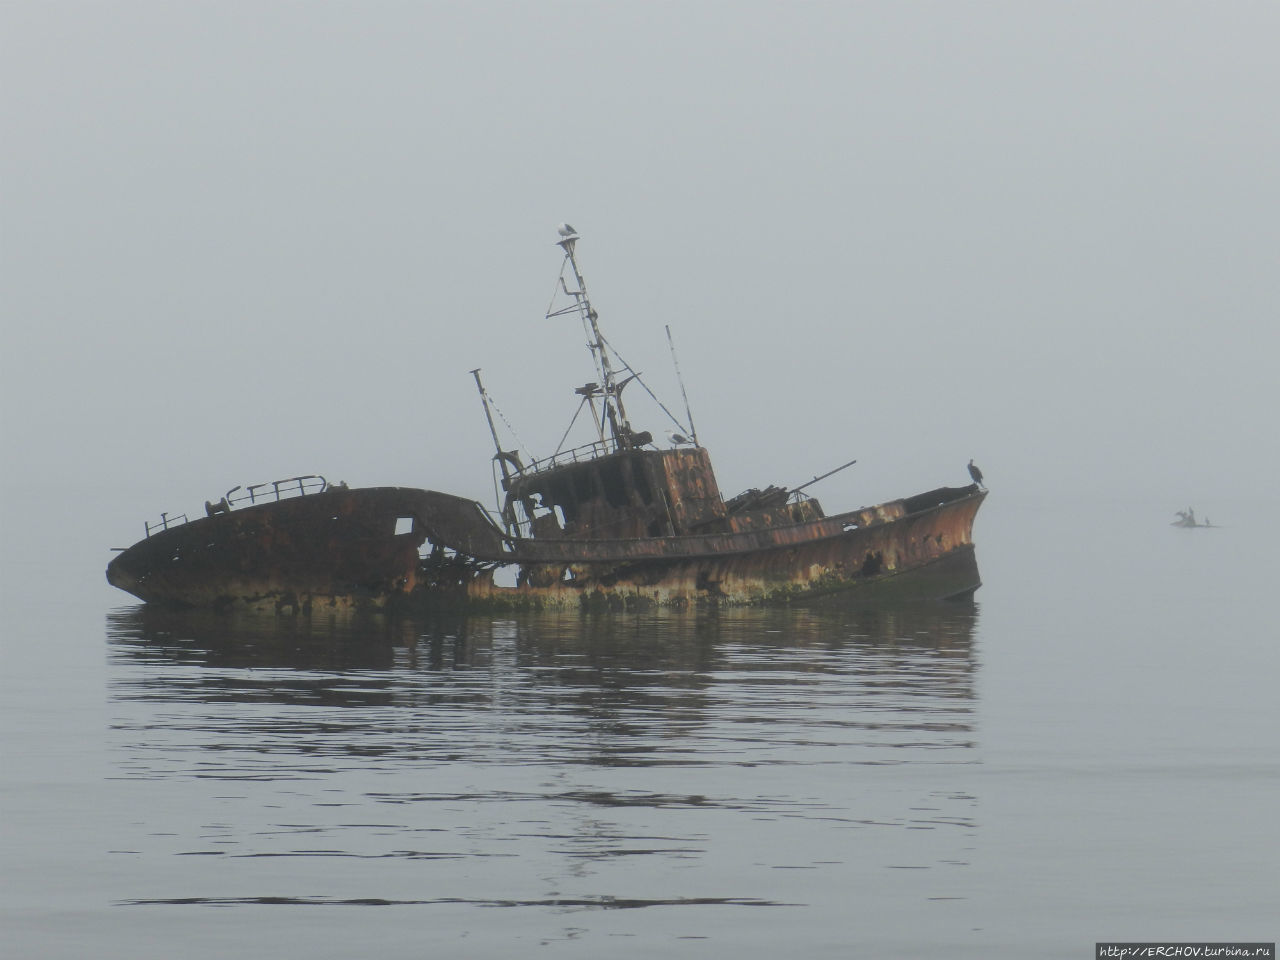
left=107, top=467, right=985, bottom=613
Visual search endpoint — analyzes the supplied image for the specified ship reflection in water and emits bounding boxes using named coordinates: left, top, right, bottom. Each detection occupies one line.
left=105, top=600, right=981, bottom=920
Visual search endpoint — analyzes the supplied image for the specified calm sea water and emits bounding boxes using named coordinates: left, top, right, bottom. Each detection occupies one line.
left=2, top=494, right=1276, bottom=958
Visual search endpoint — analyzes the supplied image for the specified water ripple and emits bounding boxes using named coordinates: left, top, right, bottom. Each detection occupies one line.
left=104, top=604, right=981, bottom=915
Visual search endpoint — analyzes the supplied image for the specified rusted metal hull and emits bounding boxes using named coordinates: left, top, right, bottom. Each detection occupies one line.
left=466, top=488, right=985, bottom=609
left=108, top=487, right=469, bottom=614
left=108, top=484, right=985, bottom=613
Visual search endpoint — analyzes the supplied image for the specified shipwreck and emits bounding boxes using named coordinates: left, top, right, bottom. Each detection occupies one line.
left=107, top=227, right=987, bottom=614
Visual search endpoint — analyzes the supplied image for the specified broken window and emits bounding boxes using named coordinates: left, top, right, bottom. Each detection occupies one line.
left=599, top=461, right=628, bottom=508
left=630, top=457, right=654, bottom=505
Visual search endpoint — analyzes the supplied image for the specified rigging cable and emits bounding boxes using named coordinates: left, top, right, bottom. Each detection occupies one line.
left=484, top=389, right=535, bottom=464
left=598, top=333, right=693, bottom=437
left=553, top=396, right=590, bottom=456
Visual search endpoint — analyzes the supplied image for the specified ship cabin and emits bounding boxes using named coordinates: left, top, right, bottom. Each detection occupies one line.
left=502, top=443, right=825, bottom=543
left=487, top=229, right=827, bottom=546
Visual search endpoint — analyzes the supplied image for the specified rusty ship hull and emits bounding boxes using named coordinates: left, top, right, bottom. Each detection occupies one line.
left=107, top=476, right=985, bottom=613
left=108, top=487, right=432, bottom=614
left=474, top=491, right=985, bottom=609
left=107, top=485, right=500, bottom=614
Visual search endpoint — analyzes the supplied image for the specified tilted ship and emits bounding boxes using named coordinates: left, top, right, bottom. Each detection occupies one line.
left=107, top=227, right=986, bottom=614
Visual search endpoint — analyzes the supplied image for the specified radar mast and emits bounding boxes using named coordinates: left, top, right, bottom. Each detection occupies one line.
left=548, top=225, right=637, bottom=449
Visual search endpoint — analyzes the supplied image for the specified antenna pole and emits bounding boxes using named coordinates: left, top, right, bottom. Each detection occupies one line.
left=557, top=231, right=632, bottom=446
left=791, top=458, right=858, bottom=496
left=471, top=368, right=512, bottom=483
left=665, top=324, right=698, bottom=446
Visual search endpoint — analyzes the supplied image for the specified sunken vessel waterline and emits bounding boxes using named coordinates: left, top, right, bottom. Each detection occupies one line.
left=106, top=227, right=986, bottom=614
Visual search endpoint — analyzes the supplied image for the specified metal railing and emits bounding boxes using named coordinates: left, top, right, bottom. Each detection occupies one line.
left=144, top=512, right=190, bottom=538
left=521, top=440, right=619, bottom=477
left=224, top=475, right=328, bottom=507
left=142, top=475, right=329, bottom=538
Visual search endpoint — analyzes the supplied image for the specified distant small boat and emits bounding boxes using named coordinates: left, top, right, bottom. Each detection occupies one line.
left=1171, top=509, right=1213, bottom=528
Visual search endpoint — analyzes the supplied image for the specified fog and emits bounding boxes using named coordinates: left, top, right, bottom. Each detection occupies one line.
left=4, top=1, right=1277, bottom=565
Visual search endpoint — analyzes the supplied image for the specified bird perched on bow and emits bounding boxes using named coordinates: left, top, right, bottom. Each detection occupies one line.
left=967, top=459, right=985, bottom=488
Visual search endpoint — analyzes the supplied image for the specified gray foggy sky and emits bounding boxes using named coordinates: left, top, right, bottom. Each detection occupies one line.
left=3, top=0, right=1278, bottom=553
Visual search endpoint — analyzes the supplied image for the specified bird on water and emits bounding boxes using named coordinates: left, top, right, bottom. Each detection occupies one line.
left=967, top=459, right=985, bottom=488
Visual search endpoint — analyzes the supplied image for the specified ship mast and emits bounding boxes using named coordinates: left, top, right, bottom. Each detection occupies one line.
left=470, top=368, right=509, bottom=480
left=548, top=225, right=636, bottom=449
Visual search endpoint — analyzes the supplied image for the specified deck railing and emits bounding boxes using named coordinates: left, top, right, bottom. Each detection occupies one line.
left=521, top=440, right=619, bottom=477
left=144, top=512, right=190, bottom=538
left=225, top=475, right=328, bottom=507
left=143, top=475, right=329, bottom=538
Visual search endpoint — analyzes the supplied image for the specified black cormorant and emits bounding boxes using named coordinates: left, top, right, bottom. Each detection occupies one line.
left=967, top=459, right=984, bottom=487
